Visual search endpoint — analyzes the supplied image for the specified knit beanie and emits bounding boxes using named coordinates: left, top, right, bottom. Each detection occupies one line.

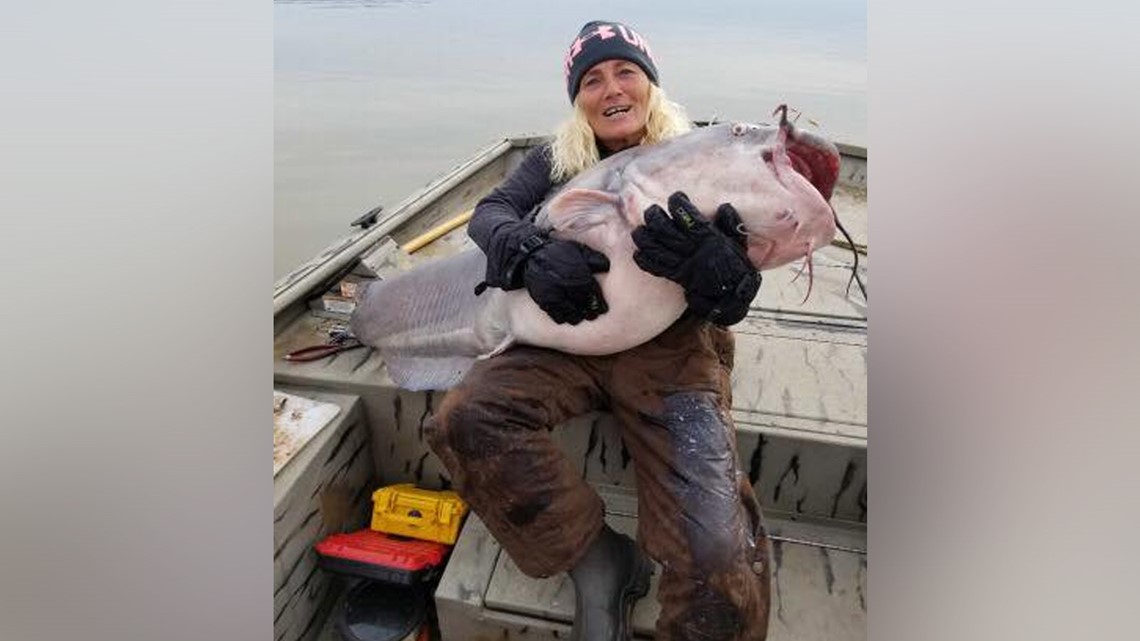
left=562, top=20, right=659, bottom=104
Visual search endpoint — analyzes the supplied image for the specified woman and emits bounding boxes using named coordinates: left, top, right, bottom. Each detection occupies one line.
left=426, top=20, right=771, bottom=641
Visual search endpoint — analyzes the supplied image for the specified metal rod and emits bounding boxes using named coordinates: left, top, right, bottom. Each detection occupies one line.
left=830, top=238, right=867, bottom=255
left=769, top=534, right=866, bottom=555
left=602, top=509, right=865, bottom=555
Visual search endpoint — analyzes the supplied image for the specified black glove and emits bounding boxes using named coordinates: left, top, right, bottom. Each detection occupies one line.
left=522, top=239, right=611, bottom=325
left=632, top=191, right=761, bottom=326
left=479, top=220, right=546, bottom=291
left=477, top=220, right=610, bottom=325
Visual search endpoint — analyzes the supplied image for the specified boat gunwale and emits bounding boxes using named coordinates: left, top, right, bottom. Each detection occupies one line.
left=272, top=136, right=519, bottom=316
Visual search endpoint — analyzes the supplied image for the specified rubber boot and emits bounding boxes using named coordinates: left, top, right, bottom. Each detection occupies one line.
left=568, top=524, right=653, bottom=641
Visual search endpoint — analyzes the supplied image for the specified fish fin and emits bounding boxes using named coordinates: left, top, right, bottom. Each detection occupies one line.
left=545, top=188, right=622, bottom=233
left=383, top=355, right=477, bottom=391
left=481, top=335, right=516, bottom=359
left=386, top=331, right=516, bottom=390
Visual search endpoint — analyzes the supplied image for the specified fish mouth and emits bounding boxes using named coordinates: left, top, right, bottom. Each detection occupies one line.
left=603, top=105, right=632, bottom=118
left=771, top=104, right=841, bottom=201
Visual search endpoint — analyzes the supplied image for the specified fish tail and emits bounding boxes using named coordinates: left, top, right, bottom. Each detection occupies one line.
left=349, top=248, right=511, bottom=390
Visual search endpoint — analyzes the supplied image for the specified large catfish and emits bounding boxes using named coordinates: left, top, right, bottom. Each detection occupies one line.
left=351, top=107, right=841, bottom=390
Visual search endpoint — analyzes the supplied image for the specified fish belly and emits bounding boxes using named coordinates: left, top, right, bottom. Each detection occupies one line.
left=507, top=249, right=686, bottom=355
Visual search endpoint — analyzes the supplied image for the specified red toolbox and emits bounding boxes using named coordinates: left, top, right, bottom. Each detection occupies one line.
left=314, top=529, right=451, bottom=586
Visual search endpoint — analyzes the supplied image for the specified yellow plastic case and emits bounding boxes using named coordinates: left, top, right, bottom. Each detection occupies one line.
left=370, top=484, right=469, bottom=545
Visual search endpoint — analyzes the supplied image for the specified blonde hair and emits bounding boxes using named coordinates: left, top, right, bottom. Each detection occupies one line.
left=549, top=84, right=692, bottom=183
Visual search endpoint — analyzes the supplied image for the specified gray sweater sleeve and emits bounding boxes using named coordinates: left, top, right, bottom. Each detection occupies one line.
left=467, top=144, right=555, bottom=255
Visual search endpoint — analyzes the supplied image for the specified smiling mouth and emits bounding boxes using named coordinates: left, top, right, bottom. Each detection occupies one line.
left=603, top=106, right=632, bottom=117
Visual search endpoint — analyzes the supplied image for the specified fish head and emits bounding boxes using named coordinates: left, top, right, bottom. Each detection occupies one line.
left=660, top=116, right=841, bottom=272
left=722, top=117, right=840, bottom=271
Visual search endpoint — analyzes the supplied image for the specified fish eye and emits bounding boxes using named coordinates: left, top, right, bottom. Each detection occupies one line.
left=731, top=123, right=748, bottom=136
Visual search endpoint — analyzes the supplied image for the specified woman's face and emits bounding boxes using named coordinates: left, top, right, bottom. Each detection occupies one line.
left=577, top=59, right=652, bottom=152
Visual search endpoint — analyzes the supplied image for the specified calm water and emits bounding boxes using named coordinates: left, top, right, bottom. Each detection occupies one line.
left=275, top=0, right=866, bottom=278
